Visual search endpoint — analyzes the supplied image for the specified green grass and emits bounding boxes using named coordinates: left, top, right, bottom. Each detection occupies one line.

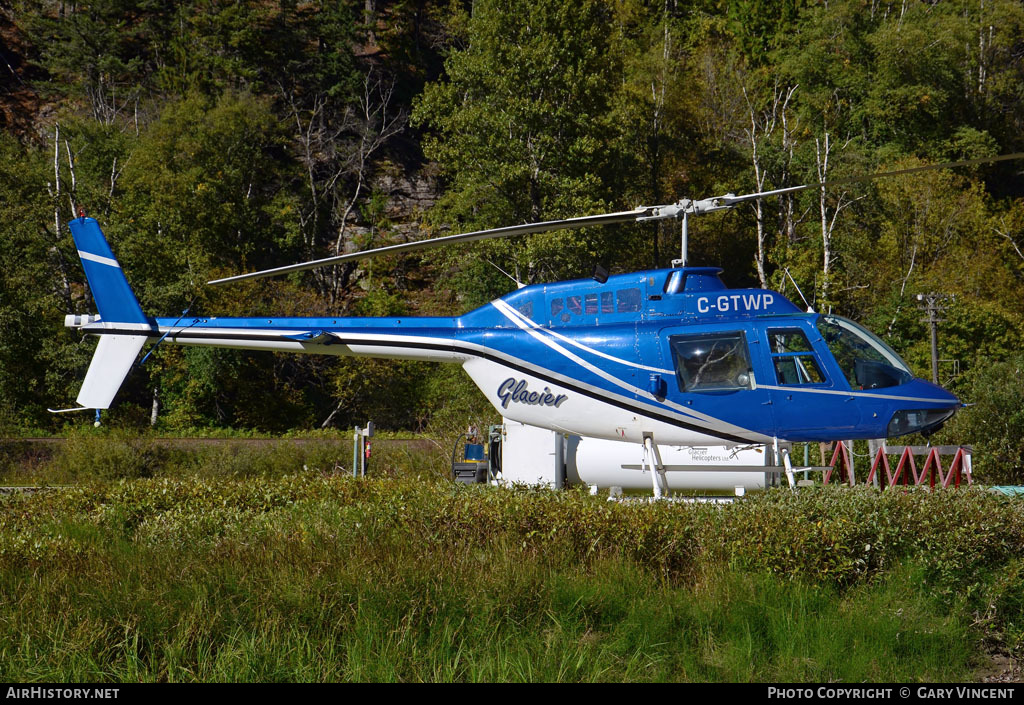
left=0, top=510, right=975, bottom=682
left=0, top=431, right=446, bottom=486
left=0, top=469, right=1009, bottom=682
left=2, top=438, right=1021, bottom=681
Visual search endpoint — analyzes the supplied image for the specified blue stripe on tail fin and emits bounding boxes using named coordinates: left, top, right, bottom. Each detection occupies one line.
left=69, top=217, right=148, bottom=324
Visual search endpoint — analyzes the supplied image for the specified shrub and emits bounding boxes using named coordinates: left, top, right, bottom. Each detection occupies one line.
left=943, top=353, right=1024, bottom=485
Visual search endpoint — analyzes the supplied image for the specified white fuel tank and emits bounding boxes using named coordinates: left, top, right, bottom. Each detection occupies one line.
left=565, top=436, right=776, bottom=492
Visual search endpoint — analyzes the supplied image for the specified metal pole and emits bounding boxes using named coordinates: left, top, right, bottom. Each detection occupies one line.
left=681, top=211, right=689, bottom=266
left=917, top=293, right=948, bottom=385
left=353, top=426, right=359, bottom=478
left=929, top=311, right=940, bottom=385
left=644, top=436, right=662, bottom=499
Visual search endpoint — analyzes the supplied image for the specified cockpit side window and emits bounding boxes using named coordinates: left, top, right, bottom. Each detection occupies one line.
left=816, top=315, right=914, bottom=390
left=768, top=329, right=826, bottom=385
left=670, top=332, right=753, bottom=392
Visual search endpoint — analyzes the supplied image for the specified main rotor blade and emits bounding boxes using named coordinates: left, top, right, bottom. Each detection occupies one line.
left=209, top=151, right=1024, bottom=285
left=208, top=207, right=652, bottom=285
left=720, top=151, right=1024, bottom=206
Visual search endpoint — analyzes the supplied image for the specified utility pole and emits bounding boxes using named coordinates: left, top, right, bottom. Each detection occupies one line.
left=916, top=293, right=950, bottom=384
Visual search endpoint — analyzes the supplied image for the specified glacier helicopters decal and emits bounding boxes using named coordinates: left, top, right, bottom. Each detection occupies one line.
left=56, top=154, right=1024, bottom=447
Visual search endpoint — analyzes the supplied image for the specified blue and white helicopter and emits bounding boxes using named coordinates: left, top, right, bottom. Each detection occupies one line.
left=59, top=157, right=1010, bottom=465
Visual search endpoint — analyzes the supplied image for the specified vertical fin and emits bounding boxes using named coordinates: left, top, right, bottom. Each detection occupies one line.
left=65, top=217, right=152, bottom=410
left=75, top=335, right=149, bottom=409
left=68, top=217, right=147, bottom=324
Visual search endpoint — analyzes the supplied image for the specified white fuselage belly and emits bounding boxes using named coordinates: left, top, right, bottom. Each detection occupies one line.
left=461, top=358, right=764, bottom=446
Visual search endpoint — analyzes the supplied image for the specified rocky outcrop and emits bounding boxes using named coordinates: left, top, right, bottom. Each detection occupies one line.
left=0, top=7, right=46, bottom=142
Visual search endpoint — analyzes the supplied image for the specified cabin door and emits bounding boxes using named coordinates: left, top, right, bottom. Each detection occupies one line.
left=760, top=326, right=862, bottom=440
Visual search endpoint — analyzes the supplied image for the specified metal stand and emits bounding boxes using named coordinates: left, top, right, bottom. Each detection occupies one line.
left=352, top=422, right=374, bottom=477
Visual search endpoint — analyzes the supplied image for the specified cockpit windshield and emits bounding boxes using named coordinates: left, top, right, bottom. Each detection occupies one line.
left=816, top=315, right=914, bottom=390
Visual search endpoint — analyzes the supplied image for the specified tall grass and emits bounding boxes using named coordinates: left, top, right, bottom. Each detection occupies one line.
left=0, top=431, right=446, bottom=485
left=0, top=472, right=1009, bottom=682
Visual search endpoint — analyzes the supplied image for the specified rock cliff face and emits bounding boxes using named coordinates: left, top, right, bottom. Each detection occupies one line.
left=0, top=8, right=46, bottom=141
left=345, top=164, right=441, bottom=246
left=378, top=168, right=440, bottom=219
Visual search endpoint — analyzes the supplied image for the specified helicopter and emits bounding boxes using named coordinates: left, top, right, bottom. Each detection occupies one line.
left=56, top=154, right=1022, bottom=478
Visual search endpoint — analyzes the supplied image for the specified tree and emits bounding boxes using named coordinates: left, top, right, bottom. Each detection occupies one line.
left=727, top=0, right=805, bottom=66
left=107, top=93, right=312, bottom=427
left=0, top=134, right=92, bottom=427
left=413, top=0, right=631, bottom=291
left=741, top=80, right=800, bottom=289
left=285, top=70, right=406, bottom=305
left=23, top=0, right=160, bottom=123
left=942, top=352, right=1024, bottom=485
left=113, top=92, right=299, bottom=310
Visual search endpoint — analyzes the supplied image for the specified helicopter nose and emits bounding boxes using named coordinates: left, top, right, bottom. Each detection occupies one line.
left=884, top=378, right=960, bottom=437
left=919, top=378, right=961, bottom=407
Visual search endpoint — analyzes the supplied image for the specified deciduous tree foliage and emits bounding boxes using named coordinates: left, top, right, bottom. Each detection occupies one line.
left=1, top=0, right=1023, bottom=478
left=413, top=0, right=638, bottom=292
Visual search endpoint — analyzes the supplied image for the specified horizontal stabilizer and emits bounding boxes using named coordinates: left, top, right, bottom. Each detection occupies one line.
left=75, top=335, right=149, bottom=409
